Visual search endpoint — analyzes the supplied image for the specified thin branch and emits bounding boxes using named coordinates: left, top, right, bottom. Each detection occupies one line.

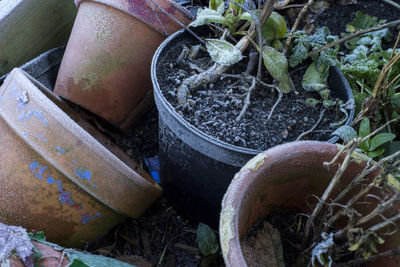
left=335, top=245, right=400, bottom=267
left=383, top=0, right=400, bottom=10
left=296, top=109, right=326, bottom=141
left=266, top=91, right=283, bottom=122
left=308, top=19, right=400, bottom=57
left=284, top=0, right=314, bottom=54
left=236, top=77, right=256, bottom=122
left=305, top=144, right=356, bottom=239
left=147, top=0, right=205, bottom=44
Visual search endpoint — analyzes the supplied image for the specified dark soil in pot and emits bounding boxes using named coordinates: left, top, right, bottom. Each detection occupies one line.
left=313, top=0, right=400, bottom=37
left=156, top=35, right=348, bottom=151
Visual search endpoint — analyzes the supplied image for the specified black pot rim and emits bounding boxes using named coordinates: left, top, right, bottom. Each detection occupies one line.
left=151, top=28, right=354, bottom=163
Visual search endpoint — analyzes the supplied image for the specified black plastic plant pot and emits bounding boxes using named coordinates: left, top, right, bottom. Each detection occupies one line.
left=151, top=28, right=354, bottom=226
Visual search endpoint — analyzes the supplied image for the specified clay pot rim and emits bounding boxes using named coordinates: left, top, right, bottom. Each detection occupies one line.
left=2, top=68, right=162, bottom=216
left=75, top=0, right=193, bottom=36
left=219, top=141, right=339, bottom=266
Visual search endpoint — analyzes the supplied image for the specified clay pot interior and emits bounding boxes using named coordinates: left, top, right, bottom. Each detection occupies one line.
left=221, top=141, right=400, bottom=267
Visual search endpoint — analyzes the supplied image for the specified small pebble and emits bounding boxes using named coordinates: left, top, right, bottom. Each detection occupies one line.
left=304, top=116, right=309, bottom=122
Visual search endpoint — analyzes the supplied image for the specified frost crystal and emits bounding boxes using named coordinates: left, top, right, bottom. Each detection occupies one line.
left=311, top=232, right=334, bottom=267
left=0, top=223, right=33, bottom=266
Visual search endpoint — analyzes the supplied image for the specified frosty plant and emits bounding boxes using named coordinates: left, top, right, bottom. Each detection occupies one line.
left=301, top=118, right=400, bottom=266
left=161, top=0, right=400, bottom=125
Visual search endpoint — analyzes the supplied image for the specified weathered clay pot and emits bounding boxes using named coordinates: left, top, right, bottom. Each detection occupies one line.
left=220, top=141, right=400, bottom=267
left=0, top=68, right=162, bottom=248
left=54, top=0, right=192, bottom=130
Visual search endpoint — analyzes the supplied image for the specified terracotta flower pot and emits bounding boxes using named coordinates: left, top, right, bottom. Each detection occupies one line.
left=0, top=68, right=162, bottom=248
left=220, top=141, right=400, bottom=267
left=54, top=0, right=192, bottom=130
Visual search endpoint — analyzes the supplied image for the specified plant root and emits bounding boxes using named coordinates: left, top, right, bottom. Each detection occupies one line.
left=296, top=109, right=326, bottom=141
left=236, top=77, right=256, bottom=122
left=266, top=90, right=283, bottom=122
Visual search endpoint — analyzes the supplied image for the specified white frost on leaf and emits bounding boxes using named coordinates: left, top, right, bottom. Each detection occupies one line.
left=311, top=232, right=334, bottom=267
left=189, top=8, right=231, bottom=29
left=0, top=223, right=33, bottom=266
left=206, top=39, right=243, bottom=66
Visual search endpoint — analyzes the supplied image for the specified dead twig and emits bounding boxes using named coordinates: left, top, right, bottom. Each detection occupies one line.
left=335, top=245, right=400, bottom=267
left=383, top=0, right=400, bottom=10
left=284, top=0, right=315, bottom=54
left=266, top=90, right=283, bottom=122
left=296, top=109, right=326, bottom=141
left=236, top=77, right=256, bottom=122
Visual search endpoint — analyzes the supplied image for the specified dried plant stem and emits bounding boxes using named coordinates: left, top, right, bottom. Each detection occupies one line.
left=356, top=191, right=400, bottom=227
left=308, top=19, right=400, bottom=57
left=295, top=109, right=325, bottom=140
left=322, top=152, right=400, bottom=233
left=266, top=91, right=283, bottom=122
left=335, top=245, right=400, bottom=267
left=236, top=77, right=256, bottom=122
left=383, top=0, right=400, bottom=10
left=284, top=0, right=314, bottom=54
left=147, top=0, right=204, bottom=44
left=305, top=145, right=356, bottom=239
left=368, top=213, right=400, bottom=233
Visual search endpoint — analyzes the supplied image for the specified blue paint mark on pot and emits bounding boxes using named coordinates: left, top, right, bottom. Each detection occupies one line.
left=74, top=169, right=92, bottom=180
left=28, top=161, right=82, bottom=210
left=55, top=146, right=66, bottom=155
left=18, top=110, right=48, bottom=127
left=47, top=175, right=55, bottom=185
left=81, top=212, right=101, bottom=224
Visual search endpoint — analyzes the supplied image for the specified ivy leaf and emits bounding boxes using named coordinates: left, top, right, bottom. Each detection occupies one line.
left=262, top=11, right=287, bottom=41
left=196, top=223, right=219, bottom=256
left=332, top=125, right=357, bottom=143
left=262, top=46, right=295, bottom=93
left=302, top=62, right=327, bottom=91
left=209, top=0, right=224, bottom=14
left=206, top=39, right=243, bottom=66
left=369, top=133, right=396, bottom=151
left=190, top=8, right=233, bottom=30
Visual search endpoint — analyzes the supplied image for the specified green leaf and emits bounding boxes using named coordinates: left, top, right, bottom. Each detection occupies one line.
left=262, top=46, right=295, bottom=93
left=262, top=12, right=287, bottom=41
left=359, top=117, right=370, bottom=138
left=238, top=12, right=253, bottom=22
left=29, top=231, right=46, bottom=242
left=391, top=93, right=400, bottom=107
left=289, top=37, right=309, bottom=67
left=206, top=39, right=243, bottom=66
left=332, top=125, right=357, bottom=143
left=196, top=223, right=219, bottom=256
left=306, top=98, right=320, bottom=108
left=209, top=0, right=224, bottom=14
left=69, top=259, right=90, bottom=267
left=367, top=148, right=385, bottom=158
left=228, top=0, right=245, bottom=15
left=190, top=8, right=232, bottom=30
left=346, top=11, right=379, bottom=32
left=369, top=133, right=396, bottom=151
left=302, top=62, right=327, bottom=91
left=319, top=89, right=330, bottom=100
